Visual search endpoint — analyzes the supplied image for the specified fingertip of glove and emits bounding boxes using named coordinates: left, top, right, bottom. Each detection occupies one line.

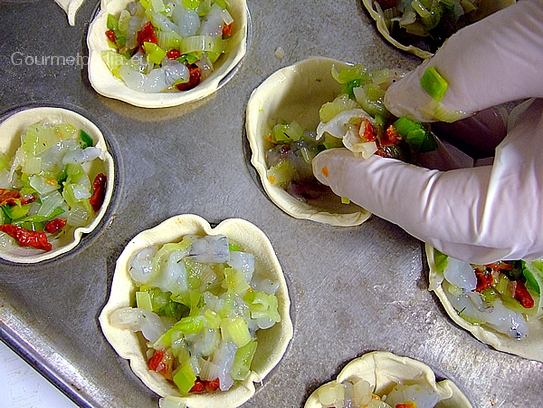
left=311, top=148, right=346, bottom=182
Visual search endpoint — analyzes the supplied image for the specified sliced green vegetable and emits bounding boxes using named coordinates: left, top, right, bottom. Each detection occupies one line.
left=149, top=0, right=165, bottom=12
left=420, top=66, right=448, bottom=102
left=173, top=363, right=197, bottom=394
left=101, top=50, right=127, bottom=78
left=106, top=13, right=119, bottom=31
left=9, top=203, right=31, bottom=220
left=204, top=309, right=221, bottom=329
left=244, top=291, right=281, bottom=322
left=136, top=291, right=153, bottom=311
left=393, top=116, right=437, bottom=153
left=12, top=206, right=64, bottom=225
left=433, top=248, right=448, bottom=273
left=156, top=31, right=183, bottom=51
left=177, top=52, right=200, bottom=65
left=266, top=160, right=296, bottom=188
left=171, top=315, right=206, bottom=335
left=220, top=316, right=252, bottom=347
left=271, top=121, right=304, bottom=143
left=0, top=152, right=10, bottom=170
left=143, top=42, right=167, bottom=65
left=323, top=133, right=344, bottom=149
left=523, top=260, right=543, bottom=295
left=181, top=35, right=223, bottom=55
left=231, top=340, right=258, bottom=380
left=182, top=0, right=200, bottom=10
left=79, top=130, right=94, bottom=148
left=1, top=205, right=13, bottom=221
left=224, top=267, right=251, bottom=295
left=319, top=94, right=359, bottom=123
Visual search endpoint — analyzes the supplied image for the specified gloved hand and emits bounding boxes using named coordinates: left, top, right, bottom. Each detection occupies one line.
left=313, top=0, right=543, bottom=264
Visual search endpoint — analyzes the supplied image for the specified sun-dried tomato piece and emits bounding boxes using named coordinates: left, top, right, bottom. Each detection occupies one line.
left=0, top=224, right=52, bottom=251
left=89, top=173, right=107, bottom=212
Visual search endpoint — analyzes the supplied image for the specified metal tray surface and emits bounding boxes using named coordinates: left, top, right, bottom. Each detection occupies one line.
left=0, top=1, right=541, bottom=407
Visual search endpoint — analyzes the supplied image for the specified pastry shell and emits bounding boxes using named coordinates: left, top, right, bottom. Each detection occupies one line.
left=99, top=214, right=293, bottom=407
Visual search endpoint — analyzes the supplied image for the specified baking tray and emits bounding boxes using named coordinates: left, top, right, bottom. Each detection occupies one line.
left=0, top=0, right=541, bottom=407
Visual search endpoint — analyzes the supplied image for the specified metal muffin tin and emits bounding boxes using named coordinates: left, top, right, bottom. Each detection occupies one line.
left=0, top=0, right=541, bottom=407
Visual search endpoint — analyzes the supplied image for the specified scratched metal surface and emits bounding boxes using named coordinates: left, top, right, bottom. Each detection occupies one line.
left=0, top=0, right=541, bottom=407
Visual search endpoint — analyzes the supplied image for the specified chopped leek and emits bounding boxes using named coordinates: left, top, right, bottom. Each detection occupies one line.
left=79, top=130, right=94, bottom=148
left=266, top=160, right=296, bottom=188
left=224, top=267, right=251, bottom=295
left=393, top=116, right=437, bottom=153
left=182, top=0, right=200, bottom=10
left=220, top=317, right=251, bottom=347
left=156, top=31, right=183, bottom=51
left=319, top=94, right=359, bottom=123
left=180, top=35, right=223, bottom=55
left=231, top=340, right=258, bottom=380
left=173, top=363, right=197, bottom=394
left=0, top=152, right=10, bottom=170
left=420, top=66, right=448, bottom=102
left=244, top=291, right=281, bottom=322
left=106, top=13, right=119, bottom=31
left=524, top=261, right=543, bottom=295
left=271, top=121, right=304, bottom=143
left=143, top=42, right=167, bottom=65
left=204, top=309, right=221, bottom=329
left=433, top=249, right=449, bottom=274
left=9, top=204, right=31, bottom=220
left=136, top=291, right=153, bottom=311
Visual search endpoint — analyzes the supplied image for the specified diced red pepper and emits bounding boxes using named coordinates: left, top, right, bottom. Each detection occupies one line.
left=105, top=29, right=116, bottom=43
left=137, top=22, right=158, bottom=52
left=485, top=261, right=514, bottom=272
left=89, top=173, right=107, bottom=212
left=514, top=280, right=535, bottom=309
left=20, top=194, right=37, bottom=205
left=167, top=49, right=181, bottom=59
left=360, top=119, right=375, bottom=142
left=45, top=218, right=67, bottom=234
left=176, top=64, right=201, bottom=91
left=205, top=378, right=220, bottom=391
left=383, top=124, right=401, bottom=145
left=475, top=268, right=493, bottom=292
left=147, top=349, right=173, bottom=380
left=0, top=189, right=35, bottom=206
left=189, top=380, right=206, bottom=393
left=396, top=403, right=417, bottom=408
left=190, top=378, right=220, bottom=393
left=222, top=23, right=232, bottom=37
left=0, top=224, right=52, bottom=251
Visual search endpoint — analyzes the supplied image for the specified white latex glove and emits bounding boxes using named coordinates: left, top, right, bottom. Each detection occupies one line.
left=384, top=0, right=543, bottom=122
left=313, top=0, right=543, bottom=264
